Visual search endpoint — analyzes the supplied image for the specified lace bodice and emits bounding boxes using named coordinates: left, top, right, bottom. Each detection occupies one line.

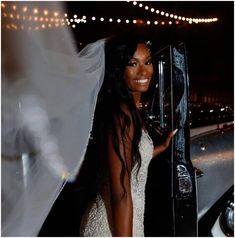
left=80, top=129, right=153, bottom=237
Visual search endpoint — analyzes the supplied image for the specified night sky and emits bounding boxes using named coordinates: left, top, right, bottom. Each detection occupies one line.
left=65, top=1, right=234, bottom=106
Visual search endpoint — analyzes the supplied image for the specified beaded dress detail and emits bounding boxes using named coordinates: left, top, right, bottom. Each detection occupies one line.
left=80, top=129, right=153, bottom=237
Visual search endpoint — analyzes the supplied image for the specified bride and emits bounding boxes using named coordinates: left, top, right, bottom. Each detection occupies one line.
left=79, top=33, right=177, bottom=236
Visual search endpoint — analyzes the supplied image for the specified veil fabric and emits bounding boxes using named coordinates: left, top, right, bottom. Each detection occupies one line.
left=1, top=1, right=105, bottom=236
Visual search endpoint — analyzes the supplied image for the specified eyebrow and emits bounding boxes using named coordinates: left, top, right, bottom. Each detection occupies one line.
left=130, top=55, right=152, bottom=61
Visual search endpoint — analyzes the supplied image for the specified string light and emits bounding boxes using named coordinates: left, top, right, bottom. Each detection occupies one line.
left=2, top=1, right=219, bottom=32
left=3, top=10, right=187, bottom=31
left=2, top=2, right=68, bottom=31
left=33, top=8, right=38, bottom=14
left=127, top=1, right=219, bottom=24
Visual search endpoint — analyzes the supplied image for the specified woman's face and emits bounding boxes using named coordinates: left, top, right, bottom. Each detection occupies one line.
left=124, top=43, right=153, bottom=93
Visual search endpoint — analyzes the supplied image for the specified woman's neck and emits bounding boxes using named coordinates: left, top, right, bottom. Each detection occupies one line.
left=132, top=92, right=141, bottom=109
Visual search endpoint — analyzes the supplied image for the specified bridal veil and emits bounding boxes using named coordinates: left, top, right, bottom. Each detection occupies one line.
left=1, top=1, right=105, bottom=236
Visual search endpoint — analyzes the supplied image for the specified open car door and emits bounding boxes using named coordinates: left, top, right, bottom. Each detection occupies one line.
left=144, top=43, right=198, bottom=236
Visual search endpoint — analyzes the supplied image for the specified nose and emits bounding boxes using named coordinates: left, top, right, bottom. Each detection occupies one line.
left=138, top=64, right=148, bottom=77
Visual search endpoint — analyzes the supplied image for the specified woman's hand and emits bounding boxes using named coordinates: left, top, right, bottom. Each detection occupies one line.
left=152, top=129, right=178, bottom=158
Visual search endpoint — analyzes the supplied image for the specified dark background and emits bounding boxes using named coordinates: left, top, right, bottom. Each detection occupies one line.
left=65, top=1, right=234, bottom=107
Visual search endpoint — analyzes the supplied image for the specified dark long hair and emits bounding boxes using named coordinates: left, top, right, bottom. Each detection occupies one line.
left=85, top=32, right=154, bottom=195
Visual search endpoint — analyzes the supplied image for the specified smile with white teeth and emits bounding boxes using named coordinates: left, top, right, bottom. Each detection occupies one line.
left=134, top=78, right=149, bottom=84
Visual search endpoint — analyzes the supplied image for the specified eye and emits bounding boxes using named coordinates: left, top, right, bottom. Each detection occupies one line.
left=146, top=59, right=153, bottom=65
left=127, top=60, right=137, bottom=67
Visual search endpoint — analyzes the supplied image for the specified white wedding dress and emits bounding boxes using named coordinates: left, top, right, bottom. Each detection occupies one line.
left=80, top=129, right=154, bottom=237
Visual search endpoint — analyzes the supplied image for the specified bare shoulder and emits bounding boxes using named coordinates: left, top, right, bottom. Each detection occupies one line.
left=107, top=103, right=134, bottom=142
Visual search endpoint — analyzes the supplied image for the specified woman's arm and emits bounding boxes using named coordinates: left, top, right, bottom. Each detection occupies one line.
left=152, top=129, right=177, bottom=158
left=107, top=110, right=134, bottom=237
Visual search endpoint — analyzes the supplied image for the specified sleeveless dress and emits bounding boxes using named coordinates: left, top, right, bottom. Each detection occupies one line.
left=80, top=129, right=153, bottom=237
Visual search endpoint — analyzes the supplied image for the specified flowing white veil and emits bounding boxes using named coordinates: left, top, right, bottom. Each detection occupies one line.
left=1, top=1, right=105, bottom=236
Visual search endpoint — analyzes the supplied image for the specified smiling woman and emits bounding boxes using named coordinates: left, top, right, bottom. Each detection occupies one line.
left=124, top=43, right=154, bottom=98
left=2, top=1, right=233, bottom=237
left=78, top=32, right=176, bottom=237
